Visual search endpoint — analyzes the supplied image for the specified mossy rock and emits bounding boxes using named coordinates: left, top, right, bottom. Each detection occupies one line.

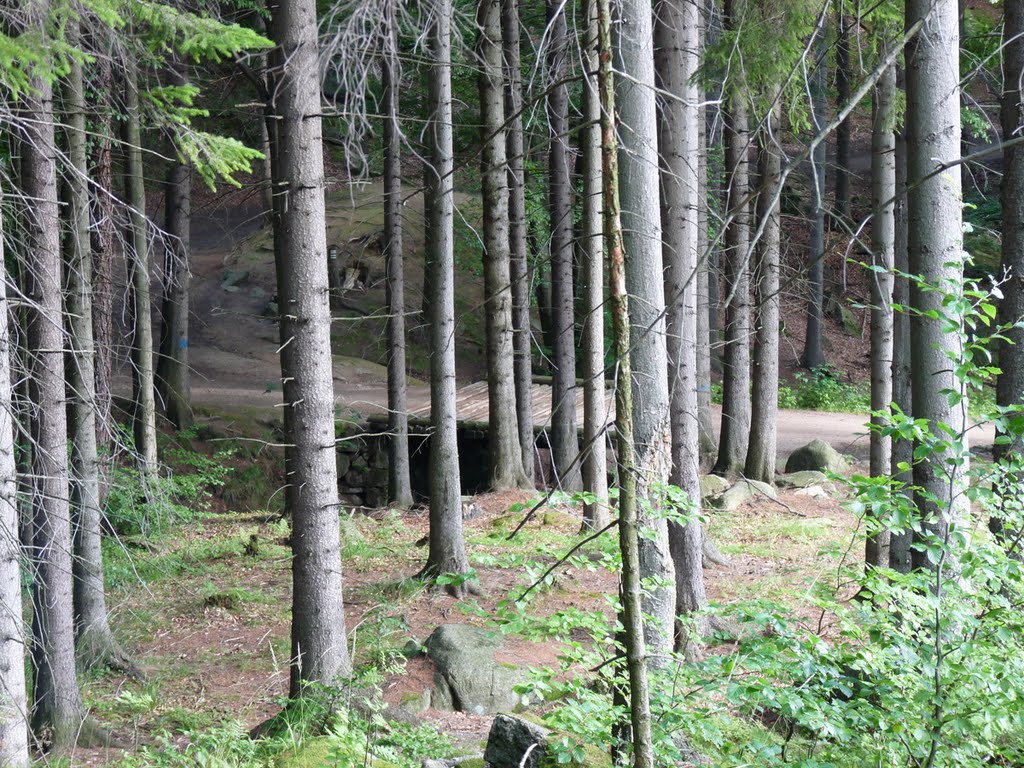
left=785, top=439, right=847, bottom=475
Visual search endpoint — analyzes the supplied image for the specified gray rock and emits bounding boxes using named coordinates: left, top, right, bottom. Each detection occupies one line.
left=711, top=479, right=777, bottom=511
left=840, top=305, right=861, bottom=337
left=422, top=758, right=484, bottom=768
left=710, top=482, right=752, bottom=511
left=785, top=439, right=846, bottom=475
left=425, top=625, right=531, bottom=715
left=744, top=478, right=778, bottom=501
left=220, top=269, right=249, bottom=290
left=483, top=714, right=550, bottom=768
left=777, top=470, right=829, bottom=489
left=401, top=639, right=424, bottom=658
left=794, top=485, right=828, bottom=500
left=400, top=688, right=431, bottom=715
left=700, top=474, right=731, bottom=499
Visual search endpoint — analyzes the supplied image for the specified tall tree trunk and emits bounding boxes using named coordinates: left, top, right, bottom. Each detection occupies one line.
left=156, top=62, right=193, bottom=432
left=502, top=0, right=535, bottom=482
left=906, top=0, right=967, bottom=570
left=122, top=55, right=159, bottom=481
left=704, top=0, right=724, bottom=376
left=745, top=111, right=782, bottom=484
left=580, top=0, right=609, bottom=529
left=866, top=60, right=896, bottom=569
left=834, top=0, right=851, bottom=223
left=22, top=16, right=87, bottom=746
left=268, top=0, right=353, bottom=693
left=547, top=0, right=582, bottom=491
left=616, top=0, right=676, bottom=658
left=479, top=0, right=530, bottom=490
left=695, top=33, right=716, bottom=462
left=890, top=109, right=913, bottom=573
left=600, top=0, right=654, bottom=759
left=64, top=24, right=131, bottom=672
left=713, top=0, right=751, bottom=477
left=655, top=0, right=708, bottom=655
left=422, top=0, right=471, bottom=594
left=993, top=0, right=1024, bottom=528
left=802, top=26, right=828, bottom=371
left=0, top=181, right=29, bottom=768
left=382, top=15, right=413, bottom=509
left=88, top=34, right=116, bottom=460
left=420, top=162, right=435, bottom=346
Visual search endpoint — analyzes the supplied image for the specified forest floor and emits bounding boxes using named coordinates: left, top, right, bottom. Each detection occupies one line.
left=66, top=425, right=869, bottom=767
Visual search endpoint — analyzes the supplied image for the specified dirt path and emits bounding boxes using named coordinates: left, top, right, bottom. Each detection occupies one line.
left=184, top=189, right=997, bottom=461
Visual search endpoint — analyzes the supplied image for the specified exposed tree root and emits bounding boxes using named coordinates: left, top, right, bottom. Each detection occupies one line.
left=77, top=628, right=143, bottom=680
left=702, top=535, right=732, bottom=568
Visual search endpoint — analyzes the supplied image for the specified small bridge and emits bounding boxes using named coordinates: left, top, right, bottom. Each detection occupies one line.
left=343, top=380, right=616, bottom=507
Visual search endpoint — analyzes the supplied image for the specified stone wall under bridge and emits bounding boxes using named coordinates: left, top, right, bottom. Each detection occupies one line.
left=335, top=415, right=600, bottom=508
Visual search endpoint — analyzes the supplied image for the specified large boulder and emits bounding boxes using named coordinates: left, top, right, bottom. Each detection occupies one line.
left=424, top=625, right=530, bottom=715
left=784, top=439, right=847, bottom=475
left=711, top=479, right=778, bottom=511
left=700, top=474, right=731, bottom=500
left=777, top=470, right=829, bottom=489
left=483, top=714, right=550, bottom=768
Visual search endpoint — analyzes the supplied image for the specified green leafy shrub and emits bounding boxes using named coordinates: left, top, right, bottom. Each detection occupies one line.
left=789, top=366, right=869, bottom=411
left=104, top=428, right=234, bottom=537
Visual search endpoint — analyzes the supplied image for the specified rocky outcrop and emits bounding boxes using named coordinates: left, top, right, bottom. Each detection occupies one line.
left=424, top=625, right=532, bottom=716
left=710, top=479, right=778, bottom=511
left=784, top=439, right=847, bottom=475
left=777, top=470, right=829, bottom=489
left=483, top=714, right=550, bottom=768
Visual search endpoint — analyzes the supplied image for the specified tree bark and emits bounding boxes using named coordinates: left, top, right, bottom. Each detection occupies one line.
left=655, top=0, right=708, bottom=654
left=546, top=0, right=582, bottom=491
left=122, top=55, right=159, bottom=481
left=88, top=33, right=116, bottom=460
left=696, top=45, right=717, bottom=462
left=156, top=62, right=193, bottom=432
left=906, top=0, right=968, bottom=570
left=63, top=24, right=131, bottom=672
left=866, top=60, right=896, bottom=569
left=580, top=0, right=610, bottom=529
left=745, top=110, right=782, bottom=484
left=502, top=0, right=535, bottom=482
left=267, top=0, right=353, bottom=693
left=713, top=0, right=751, bottom=477
left=599, top=0, right=654, bottom=759
left=382, top=15, right=414, bottom=509
left=479, top=0, right=530, bottom=491
left=890, top=108, right=913, bottom=573
left=704, top=0, right=724, bottom=376
left=0, top=182, right=30, bottom=768
left=802, top=25, right=828, bottom=371
left=616, top=0, right=676, bottom=658
left=993, top=0, right=1024, bottom=532
left=22, top=14, right=87, bottom=745
left=834, top=0, right=851, bottom=224
left=422, top=0, right=471, bottom=594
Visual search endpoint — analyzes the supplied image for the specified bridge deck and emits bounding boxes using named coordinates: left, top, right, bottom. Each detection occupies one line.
left=409, top=380, right=615, bottom=430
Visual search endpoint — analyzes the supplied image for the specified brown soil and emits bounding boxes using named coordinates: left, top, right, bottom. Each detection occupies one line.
left=66, top=478, right=869, bottom=766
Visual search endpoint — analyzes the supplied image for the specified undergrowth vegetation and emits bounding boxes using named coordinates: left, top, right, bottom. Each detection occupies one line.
left=79, top=277, right=1024, bottom=768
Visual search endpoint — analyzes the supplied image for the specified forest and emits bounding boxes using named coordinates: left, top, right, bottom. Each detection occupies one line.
left=1, top=0, right=1022, bottom=766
